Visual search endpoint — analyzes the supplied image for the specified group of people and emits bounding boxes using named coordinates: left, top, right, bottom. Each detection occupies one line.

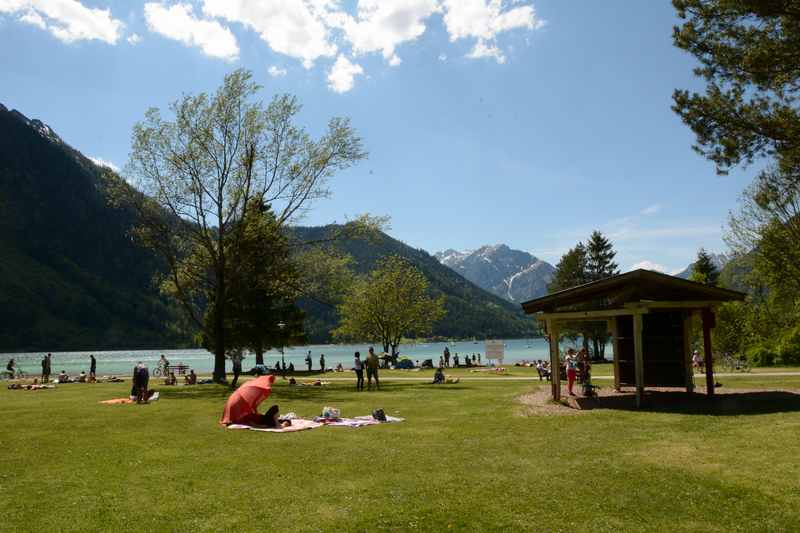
left=28, top=353, right=98, bottom=384
left=440, top=347, right=481, bottom=368
left=353, top=347, right=381, bottom=391
left=304, top=351, right=327, bottom=372
left=564, top=348, right=592, bottom=396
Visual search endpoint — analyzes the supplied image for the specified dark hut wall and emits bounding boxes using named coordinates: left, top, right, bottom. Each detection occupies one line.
left=616, top=311, right=686, bottom=387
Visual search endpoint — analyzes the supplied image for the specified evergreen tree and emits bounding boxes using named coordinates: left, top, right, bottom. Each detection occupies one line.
left=548, top=243, right=589, bottom=293
left=690, top=248, right=720, bottom=286
left=586, top=230, right=619, bottom=282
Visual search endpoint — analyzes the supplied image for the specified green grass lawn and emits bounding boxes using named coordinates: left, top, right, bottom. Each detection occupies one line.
left=3, top=374, right=800, bottom=532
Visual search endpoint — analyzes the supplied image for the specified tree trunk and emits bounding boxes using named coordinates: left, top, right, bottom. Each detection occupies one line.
left=213, top=265, right=227, bottom=382
left=255, top=344, right=264, bottom=366
left=592, top=337, right=600, bottom=361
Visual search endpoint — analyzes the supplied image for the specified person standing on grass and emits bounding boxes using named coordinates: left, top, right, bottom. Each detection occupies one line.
left=354, top=351, right=365, bottom=391
left=366, top=347, right=380, bottom=391
left=134, top=362, right=150, bottom=403
left=444, top=346, right=451, bottom=368
left=45, top=353, right=52, bottom=383
left=305, top=351, right=312, bottom=372
left=565, top=349, right=578, bottom=396
left=319, top=353, right=326, bottom=372
left=230, top=350, right=244, bottom=388
left=453, top=353, right=459, bottom=367
left=89, top=354, right=97, bottom=381
left=41, top=355, right=47, bottom=382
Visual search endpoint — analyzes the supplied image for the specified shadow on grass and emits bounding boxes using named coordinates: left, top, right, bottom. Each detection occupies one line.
left=576, top=390, right=800, bottom=416
left=156, top=380, right=471, bottom=402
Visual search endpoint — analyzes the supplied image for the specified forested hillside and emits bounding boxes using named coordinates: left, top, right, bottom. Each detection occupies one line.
left=0, top=104, right=187, bottom=351
left=294, top=227, right=538, bottom=342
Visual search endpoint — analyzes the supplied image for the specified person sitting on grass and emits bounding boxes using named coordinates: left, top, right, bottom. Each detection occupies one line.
left=261, top=405, right=291, bottom=429
left=77, top=371, right=87, bottom=383
left=58, top=370, right=70, bottom=383
left=164, top=372, right=177, bottom=386
left=433, top=367, right=445, bottom=384
left=185, top=370, right=197, bottom=385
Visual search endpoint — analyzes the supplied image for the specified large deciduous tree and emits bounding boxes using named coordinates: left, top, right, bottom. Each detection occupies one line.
left=127, top=69, right=366, bottom=381
left=335, top=257, right=446, bottom=356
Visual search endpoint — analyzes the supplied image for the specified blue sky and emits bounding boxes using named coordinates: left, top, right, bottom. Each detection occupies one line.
left=0, top=1, right=756, bottom=273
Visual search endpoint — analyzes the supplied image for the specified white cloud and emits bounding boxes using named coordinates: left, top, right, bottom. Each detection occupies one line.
left=0, top=0, right=124, bottom=44
left=19, top=9, right=45, bottom=28
left=438, top=52, right=447, bottom=62
left=327, top=54, right=364, bottom=93
left=202, top=0, right=336, bottom=68
left=127, top=32, right=140, bottom=45
left=640, top=203, right=662, bottom=216
left=333, top=0, right=439, bottom=66
left=629, top=260, right=668, bottom=273
left=144, top=2, right=238, bottom=60
left=267, top=65, right=287, bottom=78
left=441, top=0, right=542, bottom=62
left=466, top=39, right=506, bottom=63
left=88, top=156, right=119, bottom=172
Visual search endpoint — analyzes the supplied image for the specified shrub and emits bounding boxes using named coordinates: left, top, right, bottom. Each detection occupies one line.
left=777, top=326, right=800, bottom=366
left=746, top=344, right=778, bottom=367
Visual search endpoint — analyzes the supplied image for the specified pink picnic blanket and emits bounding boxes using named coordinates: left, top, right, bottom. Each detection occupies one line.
left=323, top=415, right=405, bottom=428
left=226, top=418, right=322, bottom=433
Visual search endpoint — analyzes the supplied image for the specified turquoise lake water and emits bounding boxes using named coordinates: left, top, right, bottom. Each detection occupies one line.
left=3, top=338, right=575, bottom=377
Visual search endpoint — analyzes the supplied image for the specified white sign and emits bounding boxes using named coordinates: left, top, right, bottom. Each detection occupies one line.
left=485, top=340, right=504, bottom=362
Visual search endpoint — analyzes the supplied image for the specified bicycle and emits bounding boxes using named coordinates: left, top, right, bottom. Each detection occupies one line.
left=719, top=352, right=751, bottom=373
left=1, top=369, right=27, bottom=380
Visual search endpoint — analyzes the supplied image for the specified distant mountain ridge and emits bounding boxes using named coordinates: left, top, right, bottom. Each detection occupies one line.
left=435, top=244, right=555, bottom=303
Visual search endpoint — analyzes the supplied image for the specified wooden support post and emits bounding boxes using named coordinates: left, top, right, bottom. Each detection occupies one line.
left=609, top=317, right=621, bottom=391
left=633, top=312, right=645, bottom=408
left=547, top=319, right=561, bottom=402
left=683, top=312, right=694, bottom=394
left=702, top=308, right=715, bottom=397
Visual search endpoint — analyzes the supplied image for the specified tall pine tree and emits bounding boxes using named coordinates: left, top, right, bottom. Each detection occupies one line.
left=690, top=248, right=720, bottom=286
left=586, top=230, right=619, bottom=282
left=548, top=243, right=589, bottom=293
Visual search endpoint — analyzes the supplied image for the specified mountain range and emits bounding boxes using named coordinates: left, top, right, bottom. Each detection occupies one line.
left=0, top=103, right=536, bottom=351
left=435, top=245, right=556, bottom=303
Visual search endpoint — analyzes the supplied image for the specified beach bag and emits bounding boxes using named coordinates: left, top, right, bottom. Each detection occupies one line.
left=372, top=408, right=386, bottom=422
left=322, top=406, right=340, bottom=419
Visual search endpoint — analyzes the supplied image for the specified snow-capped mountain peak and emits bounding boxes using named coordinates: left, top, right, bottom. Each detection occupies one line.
left=435, top=244, right=555, bottom=303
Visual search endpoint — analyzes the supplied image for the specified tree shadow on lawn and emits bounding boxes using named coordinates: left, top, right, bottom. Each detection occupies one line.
left=156, top=381, right=470, bottom=403
left=577, top=389, right=800, bottom=416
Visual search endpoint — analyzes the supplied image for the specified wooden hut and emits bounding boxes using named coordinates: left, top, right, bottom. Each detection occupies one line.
left=520, top=269, right=746, bottom=406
